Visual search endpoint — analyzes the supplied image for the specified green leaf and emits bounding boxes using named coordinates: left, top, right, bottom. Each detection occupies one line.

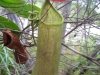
left=2, top=0, right=25, bottom=3
left=0, top=0, right=40, bottom=18
left=0, top=16, right=20, bottom=31
left=97, top=54, right=100, bottom=58
left=0, top=0, right=26, bottom=7
left=8, top=4, right=40, bottom=18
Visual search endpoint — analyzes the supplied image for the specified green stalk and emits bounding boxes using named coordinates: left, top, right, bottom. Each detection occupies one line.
left=32, top=0, right=64, bottom=75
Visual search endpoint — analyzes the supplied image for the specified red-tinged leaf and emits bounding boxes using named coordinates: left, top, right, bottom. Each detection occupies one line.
left=50, top=0, right=66, bottom=2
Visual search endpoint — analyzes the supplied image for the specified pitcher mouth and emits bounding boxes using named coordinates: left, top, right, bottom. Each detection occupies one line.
left=2, top=30, right=12, bottom=46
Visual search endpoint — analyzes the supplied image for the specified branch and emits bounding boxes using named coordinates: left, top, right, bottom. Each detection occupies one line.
left=61, top=43, right=98, bottom=61
left=62, top=14, right=99, bottom=38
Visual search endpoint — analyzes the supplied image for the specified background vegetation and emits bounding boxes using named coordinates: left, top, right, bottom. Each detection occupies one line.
left=0, top=0, right=100, bottom=75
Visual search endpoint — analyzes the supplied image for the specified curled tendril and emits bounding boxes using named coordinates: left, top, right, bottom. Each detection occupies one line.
left=28, top=11, right=39, bottom=21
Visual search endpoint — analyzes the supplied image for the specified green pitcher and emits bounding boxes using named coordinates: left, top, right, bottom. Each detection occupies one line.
left=32, top=0, right=64, bottom=75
